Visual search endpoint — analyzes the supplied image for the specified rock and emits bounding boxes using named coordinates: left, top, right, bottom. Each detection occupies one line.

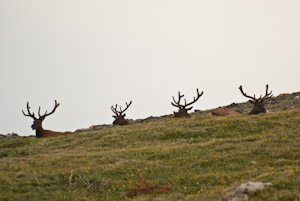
left=74, top=128, right=91, bottom=133
left=266, top=99, right=278, bottom=105
left=226, top=182, right=271, bottom=201
left=134, top=115, right=172, bottom=124
left=0, top=133, right=20, bottom=139
left=75, top=114, right=174, bottom=133
left=75, top=124, right=113, bottom=133
left=89, top=124, right=113, bottom=130
left=0, top=133, right=35, bottom=140
left=294, top=96, right=300, bottom=100
left=225, top=103, right=239, bottom=108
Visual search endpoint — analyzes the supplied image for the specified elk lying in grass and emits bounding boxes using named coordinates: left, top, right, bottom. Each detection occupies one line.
left=239, top=84, right=272, bottom=114
left=210, top=85, right=273, bottom=116
left=111, top=101, right=132, bottom=125
left=22, top=100, right=73, bottom=138
left=171, top=88, right=204, bottom=117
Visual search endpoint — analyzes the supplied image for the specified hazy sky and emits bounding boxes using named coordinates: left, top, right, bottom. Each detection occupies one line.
left=0, top=0, right=299, bottom=136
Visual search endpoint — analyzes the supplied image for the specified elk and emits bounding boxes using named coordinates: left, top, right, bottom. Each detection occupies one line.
left=111, top=101, right=132, bottom=125
left=171, top=88, right=204, bottom=117
left=22, top=100, right=73, bottom=138
left=209, top=109, right=242, bottom=116
left=239, top=84, right=273, bottom=114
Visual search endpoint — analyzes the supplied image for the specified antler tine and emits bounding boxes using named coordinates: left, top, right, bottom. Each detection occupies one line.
left=120, top=101, right=132, bottom=114
left=40, top=100, right=60, bottom=119
left=262, top=84, right=273, bottom=100
left=126, top=101, right=132, bottom=107
left=171, top=101, right=181, bottom=108
left=239, top=85, right=257, bottom=100
left=38, top=106, right=41, bottom=117
left=171, top=91, right=184, bottom=108
left=22, top=102, right=37, bottom=119
left=185, top=88, right=204, bottom=107
left=265, top=84, right=269, bottom=94
left=172, top=96, right=180, bottom=106
left=111, top=104, right=119, bottom=115
left=38, top=106, right=48, bottom=118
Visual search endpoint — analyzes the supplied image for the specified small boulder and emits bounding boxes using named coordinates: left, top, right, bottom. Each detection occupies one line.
left=0, top=133, right=34, bottom=139
left=226, top=182, right=271, bottom=201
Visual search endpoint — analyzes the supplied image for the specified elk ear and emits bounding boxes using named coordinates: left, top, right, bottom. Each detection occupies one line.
left=249, top=100, right=254, bottom=104
left=122, top=114, right=126, bottom=117
left=112, top=115, right=117, bottom=118
left=186, top=106, right=193, bottom=111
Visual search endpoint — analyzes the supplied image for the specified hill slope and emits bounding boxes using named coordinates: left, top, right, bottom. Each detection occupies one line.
left=0, top=93, right=300, bottom=201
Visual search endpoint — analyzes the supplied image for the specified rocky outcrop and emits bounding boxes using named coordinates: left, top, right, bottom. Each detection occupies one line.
left=225, top=182, right=271, bottom=201
left=75, top=115, right=173, bottom=133
left=133, top=114, right=172, bottom=124
left=75, top=124, right=113, bottom=133
left=0, top=133, right=35, bottom=139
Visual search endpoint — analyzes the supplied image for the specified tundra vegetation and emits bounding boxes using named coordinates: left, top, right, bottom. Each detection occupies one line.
left=0, top=93, right=300, bottom=201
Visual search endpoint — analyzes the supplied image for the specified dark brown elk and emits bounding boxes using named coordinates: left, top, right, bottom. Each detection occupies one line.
left=111, top=101, right=132, bottom=125
left=22, top=100, right=73, bottom=138
left=171, top=88, right=204, bottom=117
left=239, top=84, right=273, bottom=114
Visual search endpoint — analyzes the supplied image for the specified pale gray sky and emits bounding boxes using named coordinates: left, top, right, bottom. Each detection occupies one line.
left=0, top=0, right=299, bottom=136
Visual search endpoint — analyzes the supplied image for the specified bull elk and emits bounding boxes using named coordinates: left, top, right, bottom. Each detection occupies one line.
left=171, top=88, right=204, bottom=117
left=111, top=101, right=132, bottom=125
left=239, top=84, right=273, bottom=114
left=22, top=100, right=73, bottom=138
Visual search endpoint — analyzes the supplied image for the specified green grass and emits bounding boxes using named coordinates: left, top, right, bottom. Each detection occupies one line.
left=1, top=109, right=300, bottom=200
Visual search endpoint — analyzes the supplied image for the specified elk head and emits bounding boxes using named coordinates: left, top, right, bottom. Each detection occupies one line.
left=171, top=88, right=204, bottom=118
left=111, top=101, right=132, bottom=125
left=239, top=84, right=273, bottom=114
left=22, top=100, right=72, bottom=138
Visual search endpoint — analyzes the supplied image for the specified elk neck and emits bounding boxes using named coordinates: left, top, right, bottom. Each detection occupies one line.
left=35, top=128, right=44, bottom=138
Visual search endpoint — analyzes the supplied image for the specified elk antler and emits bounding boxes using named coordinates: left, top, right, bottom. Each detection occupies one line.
left=111, top=104, right=119, bottom=116
left=239, top=85, right=272, bottom=101
left=261, top=84, right=273, bottom=100
left=38, top=100, right=60, bottom=120
left=184, top=88, right=204, bottom=108
left=171, top=92, right=185, bottom=109
left=171, top=89, right=203, bottom=110
left=239, top=86, right=256, bottom=100
left=22, top=102, right=37, bottom=120
left=111, top=101, right=132, bottom=116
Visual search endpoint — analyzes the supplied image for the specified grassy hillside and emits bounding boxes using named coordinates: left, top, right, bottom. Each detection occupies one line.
left=1, top=103, right=300, bottom=200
